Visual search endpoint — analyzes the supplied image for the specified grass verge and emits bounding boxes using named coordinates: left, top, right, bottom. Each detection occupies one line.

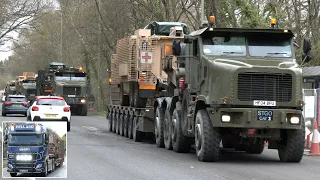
left=3, top=159, right=7, bottom=167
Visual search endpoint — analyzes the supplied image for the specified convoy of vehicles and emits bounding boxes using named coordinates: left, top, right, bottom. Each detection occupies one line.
left=36, top=62, right=90, bottom=116
left=27, top=96, right=71, bottom=131
left=4, top=122, right=65, bottom=177
left=2, top=95, right=29, bottom=116
left=106, top=17, right=308, bottom=162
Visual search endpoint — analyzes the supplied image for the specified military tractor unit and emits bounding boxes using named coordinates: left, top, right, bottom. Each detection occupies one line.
left=106, top=16, right=309, bottom=163
left=36, top=62, right=90, bottom=116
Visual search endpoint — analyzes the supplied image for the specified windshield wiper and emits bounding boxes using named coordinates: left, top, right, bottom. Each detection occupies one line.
left=264, top=52, right=287, bottom=57
left=222, top=51, right=244, bottom=56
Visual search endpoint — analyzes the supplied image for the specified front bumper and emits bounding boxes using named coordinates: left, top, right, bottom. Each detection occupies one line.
left=7, top=162, right=45, bottom=174
left=208, top=107, right=302, bottom=129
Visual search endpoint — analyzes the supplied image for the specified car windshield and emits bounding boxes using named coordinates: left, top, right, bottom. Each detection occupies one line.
left=202, top=36, right=247, bottom=56
left=22, top=82, right=36, bottom=86
left=8, top=97, right=27, bottom=102
left=247, top=35, right=292, bottom=57
left=36, top=99, right=65, bottom=106
left=8, top=134, right=43, bottom=146
left=55, top=73, right=87, bottom=81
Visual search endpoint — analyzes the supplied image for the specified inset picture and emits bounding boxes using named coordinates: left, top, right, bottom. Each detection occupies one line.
left=2, top=121, right=67, bottom=178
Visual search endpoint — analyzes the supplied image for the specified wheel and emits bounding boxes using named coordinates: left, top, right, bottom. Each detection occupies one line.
left=155, top=105, right=165, bottom=148
left=124, top=114, right=129, bottom=137
left=67, top=122, right=70, bottom=131
left=41, top=161, right=48, bottom=177
left=116, top=113, right=121, bottom=135
left=128, top=115, right=134, bottom=139
left=27, top=115, right=31, bottom=121
left=164, top=108, right=173, bottom=150
left=245, top=141, right=265, bottom=154
left=133, top=82, right=147, bottom=108
left=24, top=112, right=27, bottom=117
left=133, top=116, right=142, bottom=142
left=120, top=113, right=124, bottom=136
left=171, top=109, right=192, bottom=153
left=112, top=112, right=117, bottom=133
left=107, top=111, right=113, bottom=132
left=80, top=105, right=88, bottom=116
left=278, top=116, right=305, bottom=162
left=195, top=109, right=221, bottom=162
left=10, top=173, right=17, bottom=177
left=2, top=112, right=6, bottom=116
left=52, top=159, right=55, bottom=172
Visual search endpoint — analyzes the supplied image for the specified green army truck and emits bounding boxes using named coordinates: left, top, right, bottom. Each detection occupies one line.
left=4, top=81, right=17, bottom=95
left=106, top=17, right=309, bottom=162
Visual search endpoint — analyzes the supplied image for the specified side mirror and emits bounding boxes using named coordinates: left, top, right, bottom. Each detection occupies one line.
left=172, top=39, right=181, bottom=56
left=302, top=38, right=312, bottom=63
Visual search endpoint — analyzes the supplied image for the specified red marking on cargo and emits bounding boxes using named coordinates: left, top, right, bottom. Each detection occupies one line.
left=141, top=53, right=151, bottom=63
left=248, top=129, right=256, bottom=135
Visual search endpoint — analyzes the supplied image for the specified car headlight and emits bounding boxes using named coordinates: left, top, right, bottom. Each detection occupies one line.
left=290, top=117, right=300, bottom=124
left=81, top=99, right=86, bottom=103
left=16, top=154, right=32, bottom=161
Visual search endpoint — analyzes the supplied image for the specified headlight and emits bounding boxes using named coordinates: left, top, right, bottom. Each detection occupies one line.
left=290, top=117, right=299, bottom=124
left=81, top=99, right=86, bottom=103
left=35, top=125, right=41, bottom=131
left=8, top=154, right=14, bottom=159
left=16, top=154, right=32, bottom=161
left=221, top=115, right=231, bottom=122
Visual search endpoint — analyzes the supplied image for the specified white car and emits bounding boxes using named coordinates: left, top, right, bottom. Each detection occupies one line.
left=27, top=96, right=71, bottom=131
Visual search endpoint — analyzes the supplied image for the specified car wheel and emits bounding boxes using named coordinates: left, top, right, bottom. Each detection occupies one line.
left=67, top=122, right=70, bottom=131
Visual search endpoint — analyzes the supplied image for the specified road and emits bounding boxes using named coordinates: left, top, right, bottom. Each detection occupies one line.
left=0, top=103, right=319, bottom=180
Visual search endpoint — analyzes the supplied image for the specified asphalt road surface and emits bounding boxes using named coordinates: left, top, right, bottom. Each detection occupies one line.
left=0, top=103, right=320, bottom=180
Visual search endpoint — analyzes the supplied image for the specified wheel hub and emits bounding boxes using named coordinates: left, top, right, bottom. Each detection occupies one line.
left=195, top=124, right=202, bottom=150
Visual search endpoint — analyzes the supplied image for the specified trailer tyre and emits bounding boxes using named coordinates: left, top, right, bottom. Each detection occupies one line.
left=10, top=173, right=17, bottom=177
left=41, top=161, right=48, bottom=177
left=112, top=113, right=117, bottom=133
left=116, top=112, right=120, bottom=134
left=128, top=115, right=134, bottom=139
left=171, top=109, right=192, bottom=153
left=133, top=116, right=142, bottom=142
left=2, top=112, right=6, bottom=116
left=164, top=108, right=173, bottom=150
left=124, top=114, right=129, bottom=137
left=107, top=111, right=113, bottom=132
left=155, top=106, right=165, bottom=148
left=195, top=109, right=221, bottom=162
left=278, top=117, right=305, bottom=163
left=67, top=122, right=70, bottom=132
left=119, top=113, right=124, bottom=136
left=52, top=158, right=55, bottom=172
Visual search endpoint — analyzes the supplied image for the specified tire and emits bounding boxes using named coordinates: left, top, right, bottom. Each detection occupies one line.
left=2, top=112, right=6, bottom=116
left=120, top=114, right=124, bottom=136
left=112, top=113, right=117, bottom=133
left=116, top=113, right=121, bottom=135
left=124, top=114, right=129, bottom=137
left=278, top=117, right=305, bottom=162
left=24, top=112, right=27, bottom=117
left=195, top=109, right=221, bottom=162
left=41, top=161, right=48, bottom=177
left=133, top=116, right=142, bottom=142
left=52, top=158, right=55, bottom=172
left=128, top=115, right=134, bottom=139
left=164, top=108, right=173, bottom=150
left=133, top=82, right=147, bottom=108
left=245, top=141, right=265, bottom=154
left=155, top=106, right=165, bottom=148
left=80, top=105, right=88, bottom=116
left=27, top=115, right=31, bottom=121
left=10, top=173, right=17, bottom=177
left=107, top=111, right=113, bottom=132
left=171, top=109, right=192, bottom=153
left=67, top=122, right=70, bottom=132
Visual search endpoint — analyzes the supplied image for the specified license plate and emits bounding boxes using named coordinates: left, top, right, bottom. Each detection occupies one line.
left=253, top=100, right=276, bottom=107
left=68, top=95, right=75, bottom=97
left=19, top=169, right=28, bottom=172
left=45, top=114, right=57, bottom=118
left=12, top=104, right=20, bottom=107
left=257, top=110, right=273, bottom=121
left=30, top=94, right=35, bottom=96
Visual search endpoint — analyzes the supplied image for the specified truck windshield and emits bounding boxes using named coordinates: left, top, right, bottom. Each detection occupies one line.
left=247, top=35, right=292, bottom=57
left=202, top=36, right=247, bottom=56
left=55, top=73, right=87, bottom=81
left=8, top=134, right=43, bottom=146
left=22, top=82, right=36, bottom=86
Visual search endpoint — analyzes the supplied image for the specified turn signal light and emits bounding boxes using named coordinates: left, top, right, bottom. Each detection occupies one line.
left=32, top=106, right=39, bottom=111
left=63, top=107, right=70, bottom=112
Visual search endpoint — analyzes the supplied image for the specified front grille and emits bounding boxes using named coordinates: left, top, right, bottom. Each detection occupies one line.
left=237, top=72, right=292, bottom=102
left=63, top=87, right=81, bottom=96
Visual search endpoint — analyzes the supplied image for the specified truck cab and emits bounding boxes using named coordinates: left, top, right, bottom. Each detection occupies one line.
left=4, top=123, right=54, bottom=177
